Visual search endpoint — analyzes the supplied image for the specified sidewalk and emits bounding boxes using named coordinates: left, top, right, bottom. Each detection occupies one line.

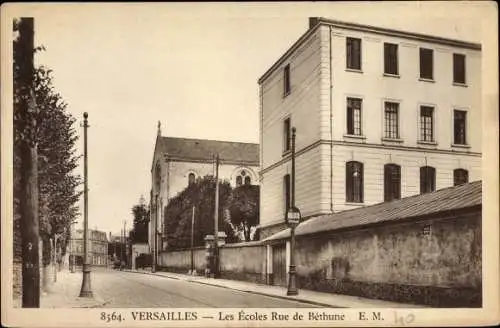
left=40, top=269, right=108, bottom=308
left=126, top=269, right=428, bottom=308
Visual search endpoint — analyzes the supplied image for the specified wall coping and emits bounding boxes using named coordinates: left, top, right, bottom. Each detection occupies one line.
left=220, top=240, right=264, bottom=248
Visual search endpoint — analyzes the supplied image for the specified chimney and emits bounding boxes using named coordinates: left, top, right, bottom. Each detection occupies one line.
left=157, top=120, right=162, bottom=137
left=309, top=17, right=320, bottom=29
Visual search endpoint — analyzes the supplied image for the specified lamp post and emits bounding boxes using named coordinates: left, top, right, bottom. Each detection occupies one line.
left=79, top=112, right=93, bottom=298
left=286, top=127, right=300, bottom=296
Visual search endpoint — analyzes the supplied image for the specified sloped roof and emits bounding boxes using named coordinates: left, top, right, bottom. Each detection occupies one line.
left=264, top=180, right=482, bottom=242
left=156, top=136, right=259, bottom=164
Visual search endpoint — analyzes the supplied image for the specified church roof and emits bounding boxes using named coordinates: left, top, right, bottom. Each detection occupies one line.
left=156, top=136, right=259, bottom=164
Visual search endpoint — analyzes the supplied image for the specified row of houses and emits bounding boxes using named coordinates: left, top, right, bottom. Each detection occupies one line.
left=148, top=17, right=482, bottom=307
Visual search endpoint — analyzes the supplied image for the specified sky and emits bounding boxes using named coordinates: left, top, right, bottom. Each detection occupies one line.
left=5, top=2, right=491, bottom=236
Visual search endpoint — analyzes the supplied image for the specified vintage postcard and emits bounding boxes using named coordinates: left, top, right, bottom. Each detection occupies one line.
left=1, top=2, right=499, bottom=327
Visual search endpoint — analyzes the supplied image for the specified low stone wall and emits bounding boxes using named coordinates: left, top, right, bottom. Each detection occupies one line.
left=158, top=247, right=207, bottom=273
left=159, top=241, right=267, bottom=283
left=293, top=210, right=482, bottom=307
left=219, top=241, right=266, bottom=284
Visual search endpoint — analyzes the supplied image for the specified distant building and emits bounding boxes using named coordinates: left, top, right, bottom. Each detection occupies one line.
left=259, top=17, right=481, bottom=238
left=69, top=229, right=108, bottom=266
left=149, top=122, right=259, bottom=254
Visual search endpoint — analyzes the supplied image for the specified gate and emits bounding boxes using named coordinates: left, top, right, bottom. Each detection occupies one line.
left=272, top=243, right=287, bottom=286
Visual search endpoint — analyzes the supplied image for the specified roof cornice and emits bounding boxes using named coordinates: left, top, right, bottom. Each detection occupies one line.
left=258, top=18, right=481, bottom=84
left=317, top=17, right=481, bottom=50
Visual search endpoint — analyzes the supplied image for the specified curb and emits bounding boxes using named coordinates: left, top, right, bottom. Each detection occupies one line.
left=122, top=270, right=338, bottom=308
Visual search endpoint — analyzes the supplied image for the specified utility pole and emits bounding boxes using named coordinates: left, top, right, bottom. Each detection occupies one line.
left=213, top=154, right=220, bottom=278
left=190, top=206, right=195, bottom=275
left=18, top=17, right=40, bottom=308
left=286, top=127, right=299, bottom=296
left=79, top=112, right=93, bottom=298
left=152, top=196, right=157, bottom=273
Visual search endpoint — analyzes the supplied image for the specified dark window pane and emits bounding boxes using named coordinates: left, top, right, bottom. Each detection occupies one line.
left=453, top=169, right=469, bottom=186
left=283, top=118, right=291, bottom=152
left=284, top=64, right=291, bottom=95
left=188, top=173, right=195, bottom=185
left=384, top=164, right=401, bottom=201
left=420, top=166, right=436, bottom=194
left=244, top=176, right=251, bottom=185
left=384, top=43, right=398, bottom=75
left=346, top=37, right=361, bottom=70
left=236, top=176, right=242, bottom=187
left=347, top=98, right=362, bottom=135
left=420, top=106, right=434, bottom=142
left=384, top=102, right=399, bottom=139
left=346, top=161, right=363, bottom=203
left=453, top=53, right=466, bottom=84
left=420, top=48, right=433, bottom=80
left=453, top=110, right=467, bottom=144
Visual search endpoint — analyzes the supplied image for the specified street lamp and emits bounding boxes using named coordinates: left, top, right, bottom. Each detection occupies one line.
left=79, top=112, right=93, bottom=298
left=286, top=127, right=301, bottom=296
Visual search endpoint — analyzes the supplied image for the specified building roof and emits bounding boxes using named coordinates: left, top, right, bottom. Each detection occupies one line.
left=156, top=136, right=259, bottom=164
left=258, top=17, right=481, bottom=84
left=264, top=180, right=482, bottom=242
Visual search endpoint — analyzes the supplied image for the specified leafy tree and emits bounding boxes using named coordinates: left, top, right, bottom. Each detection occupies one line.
left=164, top=175, right=236, bottom=250
left=228, top=185, right=260, bottom=242
left=13, top=20, right=81, bottom=267
left=130, top=195, right=149, bottom=243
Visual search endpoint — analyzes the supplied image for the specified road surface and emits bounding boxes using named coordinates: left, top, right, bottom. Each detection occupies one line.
left=90, top=269, right=318, bottom=308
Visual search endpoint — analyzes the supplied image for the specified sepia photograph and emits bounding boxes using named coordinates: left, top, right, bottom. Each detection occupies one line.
left=1, top=2, right=498, bottom=327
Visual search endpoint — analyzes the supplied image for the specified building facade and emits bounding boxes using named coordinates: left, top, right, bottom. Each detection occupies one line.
left=69, top=229, right=109, bottom=266
left=149, top=122, right=259, bottom=254
left=259, top=17, right=481, bottom=238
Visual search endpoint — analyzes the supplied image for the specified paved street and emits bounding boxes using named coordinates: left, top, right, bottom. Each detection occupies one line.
left=86, top=269, right=317, bottom=308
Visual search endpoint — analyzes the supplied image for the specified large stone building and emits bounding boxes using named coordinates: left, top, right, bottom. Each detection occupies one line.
left=149, top=123, right=259, bottom=256
left=259, top=17, right=481, bottom=238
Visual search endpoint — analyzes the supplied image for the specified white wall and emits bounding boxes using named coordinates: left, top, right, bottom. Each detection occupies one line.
left=329, top=26, right=482, bottom=152
left=331, top=144, right=481, bottom=212
left=259, top=22, right=482, bottom=237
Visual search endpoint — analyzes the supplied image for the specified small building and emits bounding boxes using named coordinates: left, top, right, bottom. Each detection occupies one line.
left=149, top=122, right=260, bottom=254
left=69, top=229, right=109, bottom=267
left=258, top=17, right=481, bottom=238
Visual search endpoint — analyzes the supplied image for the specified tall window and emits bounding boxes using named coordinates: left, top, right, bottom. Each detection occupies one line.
left=236, top=170, right=251, bottom=187
left=453, top=53, right=466, bottom=84
left=283, top=174, right=291, bottom=213
left=454, top=169, right=469, bottom=186
left=384, top=43, right=398, bottom=75
left=454, top=110, right=467, bottom=145
left=283, top=117, right=291, bottom=153
left=283, top=64, right=291, bottom=96
left=347, top=98, right=362, bottom=135
left=188, top=173, right=195, bottom=185
left=384, top=102, right=399, bottom=139
left=420, top=166, right=436, bottom=194
left=154, top=163, right=161, bottom=190
left=420, top=106, right=434, bottom=142
left=346, top=37, right=362, bottom=70
left=384, top=164, right=401, bottom=201
left=420, top=48, right=433, bottom=80
left=346, top=161, right=363, bottom=203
